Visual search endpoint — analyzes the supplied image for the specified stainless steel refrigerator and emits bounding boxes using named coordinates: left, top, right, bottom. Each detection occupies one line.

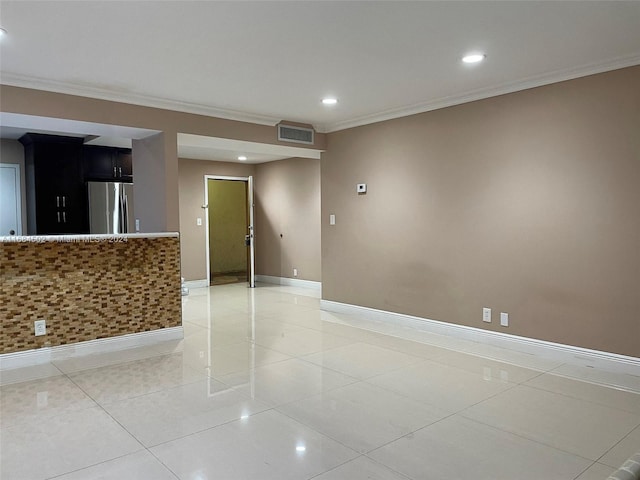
left=87, top=181, right=134, bottom=234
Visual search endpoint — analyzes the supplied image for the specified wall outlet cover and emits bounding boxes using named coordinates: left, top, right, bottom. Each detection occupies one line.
left=500, top=312, right=509, bottom=327
left=34, top=320, right=46, bottom=336
left=357, top=183, right=367, bottom=193
left=482, top=307, right=491, bottom=323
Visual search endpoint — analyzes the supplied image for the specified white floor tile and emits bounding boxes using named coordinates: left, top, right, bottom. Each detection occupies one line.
left=550, top=363, right=640, bottom=393
left=313, top=456, right=410, bottom=480
left=104, top=379, right=270, bottom=447
left=0, top=407, right=142, bottom=480
left=430, top=349, right=543, bottom=384
left=368, top=416, right=591, bottom=480
left=525, top=373, right=640, bottom=414
left=301, top=342, right=423, bottom=380
left=366, top=359, right=514, bottom=412
left=461, top=384, right=640, bottom=460
left=217, top=357, right=358, bottom=407
left=277, top=381, right=449, bottom=453
left=68, top=353, right=207, bottom=404
left=599, top=424, right=640, bottom=469
left=0, top=363, right=63, bottom=386
left=254, top=328, right=356, bottom=357
left=51, top=450, right=178, bottom=480
left=150, top=410, right=358, bottom=480
left=0, top=375, right=96, bottom=428
left=574, top=462, right=616, bottom=480
left=52, top=344, right=168, bottom=374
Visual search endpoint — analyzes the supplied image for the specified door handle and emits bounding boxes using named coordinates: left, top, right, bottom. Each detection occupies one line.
left=245, top=235, right=251, bottom=246
left=113, top=166, right=117, bottom=177
left=57, top=212, right=61, bottom=223
left=63, top=212, right=66, bottom=223
left=56, top=196, right=60, bottom=207
left=62, top=196, right=66, bottom=207
left=118, top=166, right=122, bottom=177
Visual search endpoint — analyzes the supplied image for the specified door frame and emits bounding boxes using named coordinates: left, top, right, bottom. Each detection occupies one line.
left=203, top=175, right=255, bottom=288
left=0, top=163, right=23, bottom=236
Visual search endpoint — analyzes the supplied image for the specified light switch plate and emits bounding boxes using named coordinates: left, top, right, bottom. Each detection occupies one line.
left=483, top=307, right=491, bottom=323
left=330, top=214, right=336, bottom=225
left=500, top=312, right=509, bottom=327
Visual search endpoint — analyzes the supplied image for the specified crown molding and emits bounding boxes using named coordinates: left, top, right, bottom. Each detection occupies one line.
left=3, top=53, right=639, bottom=135
left=316, top=53, right=640, bottom=133
left=0, top=72, right=283, bottom=127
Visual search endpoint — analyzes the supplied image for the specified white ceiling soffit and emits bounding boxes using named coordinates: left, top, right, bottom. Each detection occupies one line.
left=1, top=2, right=639, bottom=133
left=177, top=133, right=322, bottom=164
left=0, top=112, right=159, bottom=141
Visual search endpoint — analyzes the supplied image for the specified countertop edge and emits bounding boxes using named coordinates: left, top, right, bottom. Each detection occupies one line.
left=0, top=232, right=180, bottom=243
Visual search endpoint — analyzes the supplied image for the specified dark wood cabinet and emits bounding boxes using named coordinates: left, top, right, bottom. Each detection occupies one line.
left=20, top=133, right=88, bottom=234
left=83, top=145, right=133, bottom=182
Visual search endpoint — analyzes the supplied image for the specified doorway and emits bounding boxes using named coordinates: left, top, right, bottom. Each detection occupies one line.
left=204, top=175, right=255, bottom=288
left=0, top=164, right=23, bottom=236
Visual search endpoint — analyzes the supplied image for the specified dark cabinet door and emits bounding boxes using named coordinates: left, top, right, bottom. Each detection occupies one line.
left=21, top=134, right=88, bottom=234
left=83, top=146, right=116, bottom=180
left=83, top=146, right=133, bottom=181
left=116, top=149, right=133, bottom=180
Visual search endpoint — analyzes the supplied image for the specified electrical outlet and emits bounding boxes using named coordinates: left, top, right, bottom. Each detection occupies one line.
left=329, top=214, right=336, bottom=225
left=196, top=217, right=202, bottom=226
left=500, top=312, right=509, bottom=327
left=482, top=307, right=491, bottom=323
left=293, top=268, right=298, bottom=277
left=135, top=218, right=140, bottom=231
left=34, top=320, right=46, bottom=336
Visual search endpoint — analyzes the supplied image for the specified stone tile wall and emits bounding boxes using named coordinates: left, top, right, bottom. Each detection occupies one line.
left=0, top=236, right=181, bottom=354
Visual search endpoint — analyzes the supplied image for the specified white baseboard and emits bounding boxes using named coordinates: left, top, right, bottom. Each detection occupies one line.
left=0, top=326, right=184, bottom=371
left=320, top=300, right=640, bottom=373
left=256, top=274, right=321, bottom=291
left=183, top=279, right=209, bottom=289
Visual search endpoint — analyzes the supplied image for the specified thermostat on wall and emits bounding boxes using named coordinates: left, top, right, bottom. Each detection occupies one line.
left=357, top=183, right=367, bottom=193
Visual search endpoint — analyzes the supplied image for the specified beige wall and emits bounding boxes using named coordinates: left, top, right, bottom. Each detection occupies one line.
left=1, top=85, right=325, bottom=234
left=208, top=179, right=248, bottom=275
left=0, top=139, right=27, bottom=231
left=255, top=157, right=321, bottom=282
left=322, top=66, right=640, bottom=357
left=178, top=159, right=255, bottom=281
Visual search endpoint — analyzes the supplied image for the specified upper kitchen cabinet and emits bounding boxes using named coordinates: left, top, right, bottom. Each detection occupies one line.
left=19, top=133, right=88, bottom=235
left=83, top=145, right=133, bottom=182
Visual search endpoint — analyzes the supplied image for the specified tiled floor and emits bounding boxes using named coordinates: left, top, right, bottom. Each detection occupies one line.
left=1, top=283, right=639, bottom=480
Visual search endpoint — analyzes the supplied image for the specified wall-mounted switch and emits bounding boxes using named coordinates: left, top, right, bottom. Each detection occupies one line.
left=500, top=312, right=509, bottom=327
left=483, top=307, right=491, bottom=323
left=329, top=214, right=336, bottom=225
left=135, top=219, right=140, bottom=231
left=196, top=217, right=202, bottom=226
left=357, top=183, right=367, bottom=193
left=293, top=268, right=298, bottom=277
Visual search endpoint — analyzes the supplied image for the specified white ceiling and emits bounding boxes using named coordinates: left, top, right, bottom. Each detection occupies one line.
left=1, top=1, right=639, bottom=134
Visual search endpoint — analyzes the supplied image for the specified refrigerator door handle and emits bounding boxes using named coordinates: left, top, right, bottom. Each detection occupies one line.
left=120, top=191, right=129, bottom=233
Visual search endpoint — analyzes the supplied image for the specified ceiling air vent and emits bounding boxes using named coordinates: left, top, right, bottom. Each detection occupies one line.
left=277, top=124, right=314, bottom=145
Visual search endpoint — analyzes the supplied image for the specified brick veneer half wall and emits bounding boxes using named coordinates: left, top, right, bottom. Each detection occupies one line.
left=0, top=236, right=181, bottom=354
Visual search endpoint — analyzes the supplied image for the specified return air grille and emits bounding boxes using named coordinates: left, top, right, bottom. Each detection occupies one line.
left=277, top=124, right=314, bottom=145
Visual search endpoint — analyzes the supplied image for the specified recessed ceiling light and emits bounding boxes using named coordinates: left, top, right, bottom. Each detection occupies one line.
left=238, top=155, right=247, bottom=161
left=462, top=53, right=486, bottom=64
left=322, top=98, right=338, bottom=105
